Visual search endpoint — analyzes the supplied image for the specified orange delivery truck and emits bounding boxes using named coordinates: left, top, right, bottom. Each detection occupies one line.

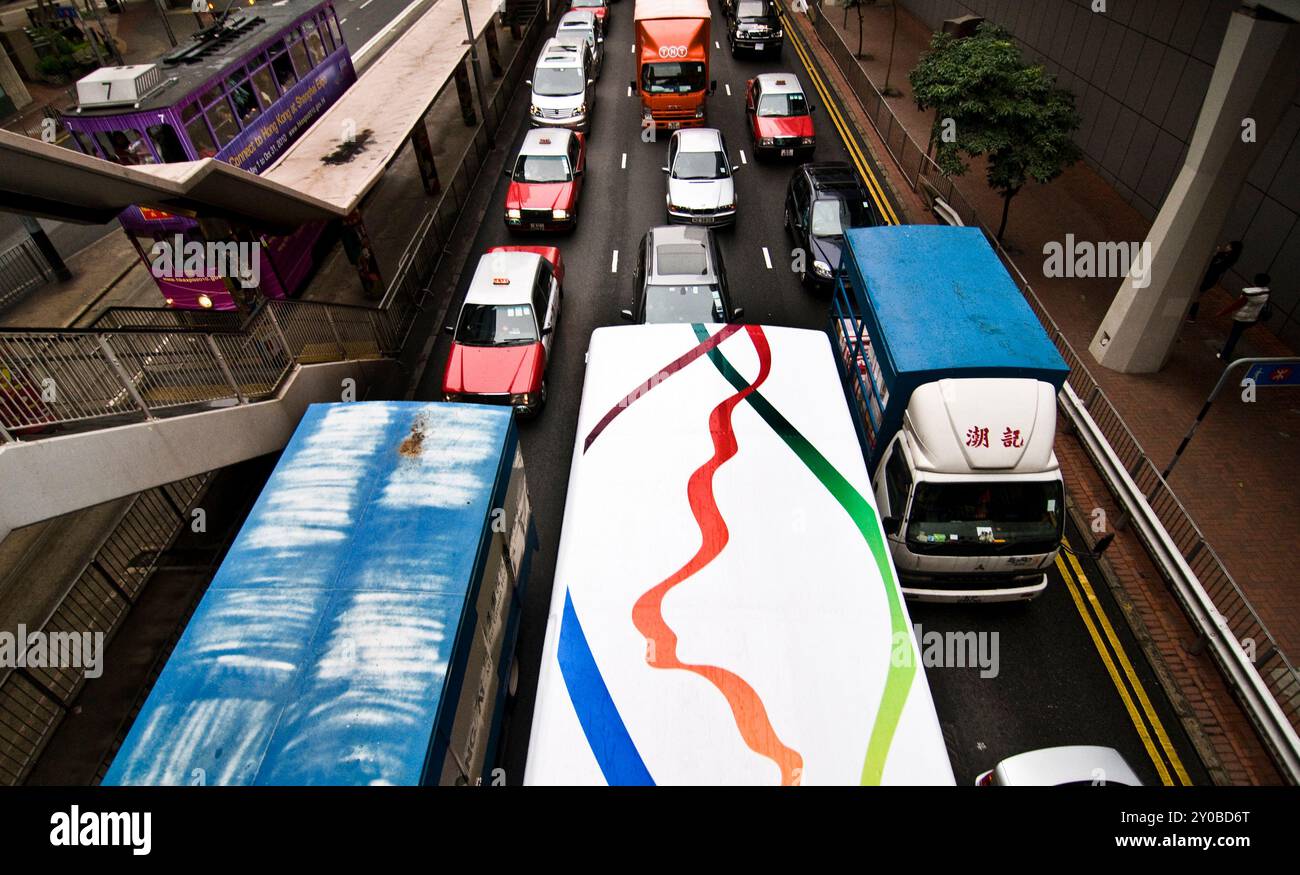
left=631, top=0, right=716, bottom=131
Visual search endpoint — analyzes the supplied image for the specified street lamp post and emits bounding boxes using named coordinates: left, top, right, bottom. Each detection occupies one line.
left=459, top=0, right=495, bottom=143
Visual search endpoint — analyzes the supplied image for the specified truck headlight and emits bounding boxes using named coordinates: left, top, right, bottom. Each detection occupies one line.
left=813, top=260, right=832, bottom=278
left=643, top=106, right=653, bottom=120
left=758, top=137, right=774, bottom=146
left=695, top=106, right=705, bottom=118
left=552, top=209, right=568, bottom=220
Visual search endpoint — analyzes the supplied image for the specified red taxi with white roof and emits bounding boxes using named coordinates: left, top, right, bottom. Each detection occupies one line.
left=745, top=72, right=816, bottom=160
left=569, top=0, right=609, bottom=24
left=443, top=247, right=564, bottom=415
left=505, top=128, right=587, bottom=233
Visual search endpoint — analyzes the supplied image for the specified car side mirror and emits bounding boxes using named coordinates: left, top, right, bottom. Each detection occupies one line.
left=629, top=79, right=637, bottom=92
left=730, top=307, right=744, bottom=322
left=661, top=165, right=670, bottom=173
left=443, top=324, right=455, bottom=335
left=598, top=36, right=604, bottom=43
left=810, top=105, right=817, bottom=113
left=620, top=309, right=635, bottom=322
left=574, top=166, right=584, bottom=175
left=525, top=79, right=532, bottom=86
left=732, top=160, right=743, bottom=171
left=882, top=516, right=902, bottom=536
left=542, top=325, right=554, bottom=336
left=587, top=78, right=595, bottom=86
left=708, top=79, right=717, bottom=95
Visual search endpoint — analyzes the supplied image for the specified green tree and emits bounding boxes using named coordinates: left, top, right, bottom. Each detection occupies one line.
left=909, top=23, right=1082, bottom=242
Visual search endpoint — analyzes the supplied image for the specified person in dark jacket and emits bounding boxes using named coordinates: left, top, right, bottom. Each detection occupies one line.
left=1188, top=240, right=1242, bottom=322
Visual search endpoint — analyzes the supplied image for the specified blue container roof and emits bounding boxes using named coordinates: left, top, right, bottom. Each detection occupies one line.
left=841, top=225, right=1068, bottom=388
left=103, top=401, right=515, bottom=786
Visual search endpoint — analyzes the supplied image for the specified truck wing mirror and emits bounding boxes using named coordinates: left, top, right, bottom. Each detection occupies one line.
left=708, top=79, right=717, bottom=95
left=881, top=516, right=902, bottom=536
left=619, top=308, right=636, bottom=322
left=730, top=307, right=745, bottom=322
left=629, top=79, right=637, bottom=92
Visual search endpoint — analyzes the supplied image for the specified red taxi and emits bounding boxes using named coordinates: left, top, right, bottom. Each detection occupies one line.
left=745, top=72, right=816, bottom=160
left=504, top=128, right=587, bottom=233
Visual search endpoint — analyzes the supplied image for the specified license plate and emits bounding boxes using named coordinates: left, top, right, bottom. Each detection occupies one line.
left=780, top=148, right=794, bottom=157
left=528, top=223, right=545, bottom=230
left=754, top=42, right=765, bottom=51
left=691, top=216, right=710, bottom=224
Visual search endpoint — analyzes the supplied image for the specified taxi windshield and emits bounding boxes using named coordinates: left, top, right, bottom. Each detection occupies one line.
left=757, top=92, right=807, bottom=117
left=456, top=303, right=538, bottom=346
left=514, top=155, right=572, bottom=183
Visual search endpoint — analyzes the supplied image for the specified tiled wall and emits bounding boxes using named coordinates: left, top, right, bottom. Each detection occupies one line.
left=898, top=0, right=1300, bottom=350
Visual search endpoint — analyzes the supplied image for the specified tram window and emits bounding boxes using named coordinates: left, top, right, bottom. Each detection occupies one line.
left=70, top=130, right=98, bottom=157
left=289, top=36, right=311, bottom=79
left=270, top=45, right=298, bottom=91
left=227, top=76, right=260, bottom=125
left=182, top=103, right=219, bottom=157
left=327, top=13, right=342, bottom=50
left=251, top=64, right=278, bottom=106
left=147, top=123, right=188, bottom=162
left=302, top=20, right=325, bottom=65
left=204, top=97, right=240, bottom=147
left=95, top=129, right=156, bottom=165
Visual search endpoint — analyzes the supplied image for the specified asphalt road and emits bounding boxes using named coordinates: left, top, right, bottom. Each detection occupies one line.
left=415, top=2, right=1209, bottom=786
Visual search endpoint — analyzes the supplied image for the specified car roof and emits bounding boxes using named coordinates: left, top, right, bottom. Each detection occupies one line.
left=994, top=746, right=1143, bottom=786
left=673, top=127, right=724, bottom=152
left=735, top=0, right=772, bottom=11
left=519, top=128, right=575, bottom=156
left=647, top=226, right=716, bottom=281
left=535, top=50, right=585, bottom=69
left=802, top=163, right=865, bottom=195
left=542, top=37, right=583, bottom=55
left=559, top=10, right=596, bottom=26
left=755, top=73, right=804, bottom=95
left=465, top=251, right=543, bottom=305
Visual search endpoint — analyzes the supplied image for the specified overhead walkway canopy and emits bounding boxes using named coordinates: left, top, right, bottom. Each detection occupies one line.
left=0, top=0, right=503, bottom=226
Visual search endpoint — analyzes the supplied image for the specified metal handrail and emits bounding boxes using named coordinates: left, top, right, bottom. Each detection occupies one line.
left=794, top=0, right=1300, bottom=779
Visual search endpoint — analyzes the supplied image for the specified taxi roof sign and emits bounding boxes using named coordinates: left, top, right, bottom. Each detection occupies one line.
left=493, top=277, right=511, bottom=284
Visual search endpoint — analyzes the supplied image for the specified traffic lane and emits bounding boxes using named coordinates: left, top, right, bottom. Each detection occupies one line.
left=908, top=515, right=1208, bottom=786
left=337, top=0, right=428, bottom=52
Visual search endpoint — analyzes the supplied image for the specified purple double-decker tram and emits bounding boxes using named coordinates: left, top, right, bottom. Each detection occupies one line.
left=62, top=0, right=356, bottom=310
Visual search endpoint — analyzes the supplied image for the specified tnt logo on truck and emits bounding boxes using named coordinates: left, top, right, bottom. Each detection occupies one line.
left=657, top=45, right=689, bottom=58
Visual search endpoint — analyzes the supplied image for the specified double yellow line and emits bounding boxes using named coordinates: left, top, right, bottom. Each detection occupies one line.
left=779, top=5, right=900, bottom=226
left=1057, top=538, right=1192, bottom=786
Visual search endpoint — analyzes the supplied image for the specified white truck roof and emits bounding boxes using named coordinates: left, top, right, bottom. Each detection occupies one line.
left=524, top=324, right=953, bottom=785
left=904, top=378, right=1059, bottom=475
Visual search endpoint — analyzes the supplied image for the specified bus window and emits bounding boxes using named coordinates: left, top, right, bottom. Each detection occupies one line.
left=227, top=75, right=260, bottom=125
left=302, top=20, right=325, bottom=65
left=95, top=129, right=156, bottom=165
left=288, top=36, right=311, bottom=80
left=327, top=12, right=342, bottom=50
left=270, top=45, right=298, bottom=91
left=250, top=63, right=278, bottom=107
left=201, top=89, right=240, bottom=146
left=147, top=123, right=188, bottom=162
left=182, top=103, right=219, bottom=157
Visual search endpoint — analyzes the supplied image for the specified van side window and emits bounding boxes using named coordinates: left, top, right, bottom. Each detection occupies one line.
left=884, top=444, right=911, bottom=517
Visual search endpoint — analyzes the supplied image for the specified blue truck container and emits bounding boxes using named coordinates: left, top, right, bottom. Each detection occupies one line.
left=104, top=401, right=536, bottom=786
left=830, top=225, right=1070, bottom=472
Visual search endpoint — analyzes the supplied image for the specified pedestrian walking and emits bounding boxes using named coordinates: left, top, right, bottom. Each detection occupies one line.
left=1216, top=273, right=1271, bottom=361
left=1189, top=240, right=1242, bottom=322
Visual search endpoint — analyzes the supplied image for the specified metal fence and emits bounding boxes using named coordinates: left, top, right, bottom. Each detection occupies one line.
left=0, top=238, right=55, bottom=313
left=797, top=0, right=1300, bottom=772
left=0, top=473, right=212, bottom=785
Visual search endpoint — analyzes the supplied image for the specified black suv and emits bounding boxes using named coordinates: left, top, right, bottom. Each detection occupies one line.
left=727, top=0, right=783, bottom=59
left=783, top=163, right=878, bottom=287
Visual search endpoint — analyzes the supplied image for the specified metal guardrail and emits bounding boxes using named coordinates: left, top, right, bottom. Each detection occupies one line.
left=797, top=0, right=1300, bottom=780
left=0, top=238, right=55, bottom=312
left=0, top=473, right=212, bottom=785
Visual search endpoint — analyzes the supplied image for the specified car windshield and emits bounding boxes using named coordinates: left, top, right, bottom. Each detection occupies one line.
left=533, top=66, right=584, bottom=96
left=644, top=284, right=725, bottom=323
left=905, top=480, right=1065, bottom=555
left=736, top=0, right=769, bottom=18
left=514, top=154, right=571, bottom=183
left=673, top=150, right=728, bottom=180
left=571, top=0, right=602, bottom=6
left=642, top=61, right=706, bottom=94
left=757, top=92, right=807, bottom=117
left=810, top=196, right=872, bottom=236
left=455, top=303, right=538, bottom=346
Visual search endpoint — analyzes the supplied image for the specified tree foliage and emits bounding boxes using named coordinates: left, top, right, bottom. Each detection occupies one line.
left=909, top=23, right=1082, bottom=239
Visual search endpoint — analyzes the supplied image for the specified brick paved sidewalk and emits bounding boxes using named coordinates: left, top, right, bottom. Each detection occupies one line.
left=803, top=1, right=1300, bottom=665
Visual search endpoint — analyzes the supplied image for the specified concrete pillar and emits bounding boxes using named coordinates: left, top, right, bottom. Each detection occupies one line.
left=454, top=60, right=478, bottom=126
left=485, top=14, right=503, bottom=77
left=410, top=118, right=441, bottom=196
left=0, top=49, right=32, bottom=114
left=340, top=210, right=384, bottom=299
left=1089, top=7, right=1300, bottom=374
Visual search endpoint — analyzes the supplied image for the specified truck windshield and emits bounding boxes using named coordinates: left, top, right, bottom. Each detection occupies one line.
left=456, top=303, right=538, bottom=346
left=534, top=66, right=584, bottom=97
left=906, top=480, right=1064, bottom=555
left=642, top=61, right=706, bottom=94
